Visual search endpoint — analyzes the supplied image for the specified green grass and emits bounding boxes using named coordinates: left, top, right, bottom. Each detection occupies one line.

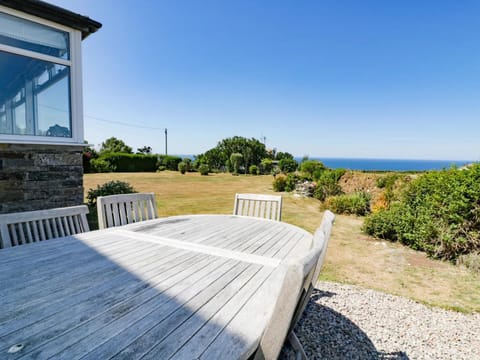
left=84, top=171, right=480, bottom=313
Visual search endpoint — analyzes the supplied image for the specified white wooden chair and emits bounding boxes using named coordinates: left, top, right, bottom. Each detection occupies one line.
left=97, top=193, right=158, bottom=229
left=233, top=193, right=283, bottom=221
left=254, top=210, right=335, bottom=360
left=0, top=205, right=90, bottom=249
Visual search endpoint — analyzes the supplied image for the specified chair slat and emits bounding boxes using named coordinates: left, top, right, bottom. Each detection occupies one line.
left=233, top=193, right=283, bottom=221
left=0, top=205, right=90, bottom=249
left=96, top=193, right=158, bottom=229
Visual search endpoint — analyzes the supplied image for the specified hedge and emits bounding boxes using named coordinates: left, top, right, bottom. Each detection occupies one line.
left=97, top=153, right=158, bottom=172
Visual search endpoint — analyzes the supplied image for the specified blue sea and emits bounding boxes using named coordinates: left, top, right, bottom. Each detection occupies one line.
left=175, top=154, right=473, bottom=172
left=299, top=158, right=473, bottom=172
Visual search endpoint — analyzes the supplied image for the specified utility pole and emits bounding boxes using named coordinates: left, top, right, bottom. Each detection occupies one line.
left=164, top=128, right=168, bottom=155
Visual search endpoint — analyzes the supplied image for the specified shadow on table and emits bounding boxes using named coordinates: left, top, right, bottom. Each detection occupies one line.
left=279, top=289, right=410, bottom=360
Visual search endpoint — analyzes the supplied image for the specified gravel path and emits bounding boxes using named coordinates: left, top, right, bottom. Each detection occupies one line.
left=280, top=281, right=480, bottom=360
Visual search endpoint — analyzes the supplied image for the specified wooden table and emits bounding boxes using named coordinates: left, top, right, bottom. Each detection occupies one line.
left=0, top=215, right=313, bottom=359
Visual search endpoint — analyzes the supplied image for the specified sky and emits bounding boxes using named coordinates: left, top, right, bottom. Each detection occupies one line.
left=49, top=0, right=479, bottom=160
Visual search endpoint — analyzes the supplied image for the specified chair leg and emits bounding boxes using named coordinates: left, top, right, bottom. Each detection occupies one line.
left=288, top=331, right=308, bottom=360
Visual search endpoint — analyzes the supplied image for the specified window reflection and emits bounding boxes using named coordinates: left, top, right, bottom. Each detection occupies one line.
left=0, top=50, right=71, bottom=138
left=0, top=12, right=70, bottom=60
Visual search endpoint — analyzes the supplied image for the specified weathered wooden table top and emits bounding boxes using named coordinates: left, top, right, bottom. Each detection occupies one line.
left=0, top=215, right=312, bottom=359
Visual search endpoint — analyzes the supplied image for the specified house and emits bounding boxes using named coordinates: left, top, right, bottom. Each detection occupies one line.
left=0, top=0, right=101, bottom=213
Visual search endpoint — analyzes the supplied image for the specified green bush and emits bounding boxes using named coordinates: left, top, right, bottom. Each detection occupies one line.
left=90, top=158, right=115, bottom=173
left=178, top=161, right=187, bottom=174
left=198, top=164, right=209, bottom=175
left=95, top=153, right=157, bottom=172
left=260, top=158, right=274, bottom=174
left=157, top=155, right=183, bottom=171
left=300, top=160, right=326, bottom=179
left=278, top=158, right=298, bottom=173
left=364, top=164, right=480, bottom=260
left=85, top=180, right=136, bottom=230
left=314, top=169, right=344, bottom=201
left=249, top=165, right=259, bottom=175
left=325, top=192, right=371, bottom=216
left=376, top=174, right=399, bottom=189
left=273, top=175, right=287, bottom=192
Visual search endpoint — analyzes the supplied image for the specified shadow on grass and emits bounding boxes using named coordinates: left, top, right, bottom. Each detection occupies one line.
left=280, top=289, right=409, bottom=360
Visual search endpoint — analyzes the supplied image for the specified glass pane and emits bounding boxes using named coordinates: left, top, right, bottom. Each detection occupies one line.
left=0, top=50, right=71, bottom=138
left=0, top=12, right=69, bottom=60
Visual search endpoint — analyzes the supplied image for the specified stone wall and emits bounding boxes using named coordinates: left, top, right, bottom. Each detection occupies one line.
left=0, top=143, right=84, bottom=214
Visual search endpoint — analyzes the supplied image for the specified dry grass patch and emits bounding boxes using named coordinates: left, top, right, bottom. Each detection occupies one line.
left=84, top=172, right=480, bottom=313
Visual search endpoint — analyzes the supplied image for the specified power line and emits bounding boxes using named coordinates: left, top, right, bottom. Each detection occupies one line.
left=38, top=103, right=166, bottom=130
left=84, top=114, right=165, bottom=130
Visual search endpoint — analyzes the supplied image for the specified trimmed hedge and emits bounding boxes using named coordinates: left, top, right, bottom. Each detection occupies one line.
left=97, top=153, right=157, bottom=172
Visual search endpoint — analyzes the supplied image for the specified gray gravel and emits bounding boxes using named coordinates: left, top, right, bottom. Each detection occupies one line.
left=280, top=281, right=480, bottom=360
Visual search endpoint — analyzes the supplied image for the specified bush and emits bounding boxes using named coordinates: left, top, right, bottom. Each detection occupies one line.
left=260, top=158, right=274, bottom=174
left=249, top=165, right=259, bottom=175
left=178, top=161, right=187, bottom=174
left=325, top=192, right=371, bottom=216
left=273, top=175, right=287, bottom=192
left=313, top=169, right=344, bottom=201
left=157, top=155, right=183, bottom=171
left=376, top=174, right=399, bottom=189
left=198, top=164, right=209, bottom=175
left=95, top=153, right=157, bottom=172
left=300, top=160, right=326, bottom=179
left=363, top=164, right=480, bottom=260
left=278, top=158, right=298, bottom=173
left=85, top=180, right=136, bottom=230
left=90, top=158, right=115, bottom=173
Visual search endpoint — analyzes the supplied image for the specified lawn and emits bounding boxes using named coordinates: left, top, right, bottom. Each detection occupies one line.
left=84, top=171, right=480, bottom=313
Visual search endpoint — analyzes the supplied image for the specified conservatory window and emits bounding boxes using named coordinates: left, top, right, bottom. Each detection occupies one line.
left=0, top=7, right=82, bottom=144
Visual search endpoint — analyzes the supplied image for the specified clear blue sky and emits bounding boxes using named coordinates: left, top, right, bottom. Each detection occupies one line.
left=50, top=0, right=479, bottom=160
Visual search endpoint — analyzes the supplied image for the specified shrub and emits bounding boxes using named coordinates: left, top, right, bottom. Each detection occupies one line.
left=313, top=169, right=344, bottom=201
left=300, top=160, right=326, bottom=179
left=198, top=164, right=209, bottom=175
left=376, top=174, right=399, bottom=189
left=86, top=180, right=136, bottom=207
left=273, top=175, right=287, bottom=192
left=325, top=192, right=371, bottom=216
left=278, top=158, right=298, bottom=173
left=260, top=158, right=274, bottom=174
left=363, top=164, right=480, bottom=260
left=90, top=158, right=115, bottom=173
left=249, top=165, right=259, bottom=175
left=157, top=155, right=183, bottom=171
left=178, top=162, right=187, bottom=174
left=85, top=180, right=136, bottom=230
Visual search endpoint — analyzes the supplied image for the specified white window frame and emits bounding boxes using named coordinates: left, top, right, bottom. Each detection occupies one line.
left=0, top=5, right=84, bottom=146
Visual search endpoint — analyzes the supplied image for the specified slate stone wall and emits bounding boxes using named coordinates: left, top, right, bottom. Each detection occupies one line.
left=0, top=143, right=84, bottom=214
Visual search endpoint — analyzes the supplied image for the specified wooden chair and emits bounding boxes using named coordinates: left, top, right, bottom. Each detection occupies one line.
left=253, top=210, right=335, bottom=360
left=233, top=193, right=283, bottom=221
left=97, top=193, right=158, bottom=229
left=0, top=205, right=90, bottom=249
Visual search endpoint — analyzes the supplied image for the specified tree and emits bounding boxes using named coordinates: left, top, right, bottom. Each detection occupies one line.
left=199, top=136, right=268, bottom=172
left=137, top=146, right=152, bottom=154
left=99, top=137, right=133, bottom=154
left=275, top=151, right=294, bottom=161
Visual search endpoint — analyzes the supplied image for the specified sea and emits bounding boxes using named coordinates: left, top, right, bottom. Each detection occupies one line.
left=296, top=158, right=473, bottom=172
left=175, top=154, right=473, bottom=172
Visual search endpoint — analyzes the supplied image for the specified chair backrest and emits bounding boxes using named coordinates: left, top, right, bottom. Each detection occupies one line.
left=288, top=210, right=335, bottom=333
left=233, top=193, right=282, bottom=221
left=254, top=237, right=324, bottom=359
left=253, top=210, right=335, bottom=360
left=97, top=193, right=158, bottom=229
left=0, top=205, right=90, bottom=249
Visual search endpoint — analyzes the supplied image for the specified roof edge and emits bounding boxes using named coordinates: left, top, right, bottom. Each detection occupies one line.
left=0, top=0, right=102, bottom=39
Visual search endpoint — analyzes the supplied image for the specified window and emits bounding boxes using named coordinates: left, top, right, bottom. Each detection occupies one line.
left=0, top=7, right=83, bottom=144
